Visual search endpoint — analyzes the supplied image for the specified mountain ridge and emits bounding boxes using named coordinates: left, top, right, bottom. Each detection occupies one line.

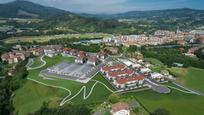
left=0, top=0, right=68, bottom=18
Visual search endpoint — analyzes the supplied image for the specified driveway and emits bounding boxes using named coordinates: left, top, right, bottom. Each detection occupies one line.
left=145, top=78, right=171, bottom=94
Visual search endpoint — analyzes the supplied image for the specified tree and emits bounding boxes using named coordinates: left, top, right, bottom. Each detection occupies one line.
left=108, top=93, right=120, bottom=104
left=30, top=104, right=91, bottom=115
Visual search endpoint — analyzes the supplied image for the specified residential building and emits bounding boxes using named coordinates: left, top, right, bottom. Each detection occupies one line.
left=1, top=52, right=27, bottom=64
left=111, top=102, right=131, bottom=115
left=107, top=69, right=134, bottom=80
left=97, top=51, right=108, bottom=59
left=150, top=72, right=165, bottom=82
left=140, top=68, right=151, bottom=74
left=115, top=75, right=145, bottom=89
left=101, top=64, right=126, bottom=73
left=105, top=47, right=119, bottom=54
left=61, top=48, right=72, bottom=56
left=75, top=56, right=87, bottom=64
left=44, top=49, right=58, bottom=58
left=87, top=56, right=98, bottom=66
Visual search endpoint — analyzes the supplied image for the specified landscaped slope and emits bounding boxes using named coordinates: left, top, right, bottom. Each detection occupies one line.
left=123, top=89, right=204, bottom=115
left=169, top=67, right=204, bottom=92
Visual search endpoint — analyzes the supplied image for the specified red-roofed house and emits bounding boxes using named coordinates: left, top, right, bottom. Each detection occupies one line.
left=107, top=69, right=134, bottom=80
left=77, top=51, right=87, bottom=57
left=97, top=51, right=108, bottom=59
left=115, top=75, right=145, bottom=88
left=75, top=56, right=87, bottom=64
left=87, top=56, right=99, bottom=66
left=69, top=49, right=78, bottom=56
left=1, top=52, right=26, bottom=64
left=101, top=64, right=125, bottom=73
left=61, top=48, right=72, bottom=56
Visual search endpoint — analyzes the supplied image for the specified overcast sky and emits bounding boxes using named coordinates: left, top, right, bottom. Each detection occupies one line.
left=0, top=0, right=204, bottom=14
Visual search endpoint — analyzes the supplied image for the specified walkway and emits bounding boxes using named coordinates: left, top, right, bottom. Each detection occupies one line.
left=145, top=78, right=171, bottom=94
left=27, top=77, right=115, bottom=106
left=172, top=82, right=204, bottom=96
left=27, top=55, right=46, bottom=70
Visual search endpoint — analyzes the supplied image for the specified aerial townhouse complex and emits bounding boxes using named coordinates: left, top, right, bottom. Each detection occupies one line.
left=101, top=63, right=145, bottom=90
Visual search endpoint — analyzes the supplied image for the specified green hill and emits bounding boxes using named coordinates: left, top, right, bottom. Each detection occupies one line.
left=0, top=0, right=67, bottom=18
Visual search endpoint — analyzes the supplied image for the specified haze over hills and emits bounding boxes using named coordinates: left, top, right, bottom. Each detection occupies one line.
left=0, top=0, right=204, bottom=35
left=81, top=8, right=204, bottom=19
left=1, top=0, right=204, bottom=20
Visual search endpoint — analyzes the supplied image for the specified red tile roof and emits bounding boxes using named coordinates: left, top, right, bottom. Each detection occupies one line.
left=78, top=51, right=86, bottom=57
left=116, top=75, right=145, bottom=84
left=102, top=64, right=125, bottom=72
left=88, top=56, right=97, bottom=62
left=108, top=69, right=134, bottom=77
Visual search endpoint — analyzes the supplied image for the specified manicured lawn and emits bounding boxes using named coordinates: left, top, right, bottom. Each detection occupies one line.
left=123, top=89, right=204, bottom=115
left=169, top=67, right=204, bottom=92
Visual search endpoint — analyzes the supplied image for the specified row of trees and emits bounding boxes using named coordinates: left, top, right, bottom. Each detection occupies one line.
left=141, top=46, right=204, bottom=69
left=0, top=60, right=28, bottom=115
left=29, top=103, right=91, bottom=115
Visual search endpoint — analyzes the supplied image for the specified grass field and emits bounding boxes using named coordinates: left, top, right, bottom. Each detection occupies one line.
left=30, top=57, right=44, bottom=68
left=13, top=55, right=114, bottom=115
left=144, top=58, right=166, bottom=72
left=4, top=33, right=112, bottom=43
left=169, top=67, right=204, bottom=92
left=13, top=81, right=65, bottom=115
left=123, top=89, right=204, bottom=115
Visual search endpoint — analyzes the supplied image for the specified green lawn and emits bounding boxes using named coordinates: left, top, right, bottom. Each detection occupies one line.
left=145, top=58, right=164, bottom=66
left=123, top=89, right=204, bottom=115
left=13, top=56, right=114, bottom=115
left=13, top=81, right=65, bottom=115
left=92, top=73, right=116, bottom=91
left=5, top=33, right=112, bottom=43
left=144, top=58, right=166, bottom=72
left=169, top=67, right=204, bottom=93
left=30, top=57, right=43, bottom=68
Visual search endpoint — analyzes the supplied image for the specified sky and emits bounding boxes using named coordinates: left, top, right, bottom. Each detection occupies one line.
left=0, top=0, right=204, bottom=14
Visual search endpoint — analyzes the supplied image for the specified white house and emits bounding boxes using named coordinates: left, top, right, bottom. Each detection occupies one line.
left=151, top=72, right=164, bottom=82
left=87, top=56, right=98, bottom=66
left=140, top=68, right=151, bottom=73
left=44, top=49, right=58, bottom=58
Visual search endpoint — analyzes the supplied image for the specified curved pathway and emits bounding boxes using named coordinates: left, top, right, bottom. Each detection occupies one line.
left=165, top=85, right=199, bottom=95
left=27, top=77, right=115, bottom=106
left=27, top=55, right=46, bottom=70
left=91, top=79, right=115, bottom=93
left=26, top=55, right=115, bottom=106
left=60, top=81, right=99, bottom=106
left=172, top=82, right=204, bottom=96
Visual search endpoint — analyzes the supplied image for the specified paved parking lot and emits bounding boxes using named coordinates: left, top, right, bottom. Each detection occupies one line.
left=41, top=62, right=97, bottom=83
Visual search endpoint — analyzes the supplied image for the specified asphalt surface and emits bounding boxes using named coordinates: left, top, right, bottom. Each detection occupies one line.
left=145, top=78, right=171, bottom=94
